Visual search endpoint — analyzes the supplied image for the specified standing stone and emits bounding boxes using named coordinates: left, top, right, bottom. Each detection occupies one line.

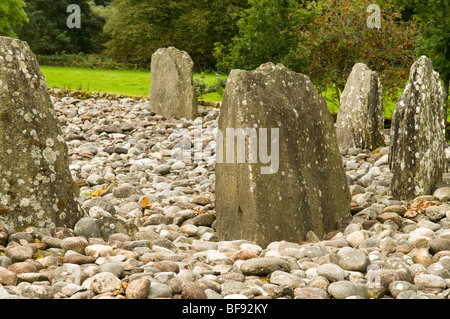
left=389, top=56, right=446, bottom=200
left=149, top=47, right=198, bottom=119
left=336, top=63, right=384, bottom=150
left=215, top=63, right=351, bottom=247
left=0, top=36, right=83, bottom=229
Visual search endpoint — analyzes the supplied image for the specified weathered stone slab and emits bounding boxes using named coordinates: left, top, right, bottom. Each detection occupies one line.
left=389, top=56, right=446, bottom=200
left=0, top=36, right=83, bottom=229
left=215, top=63, right=351, bottom=247
left=149, top=47, right=198, bottom=119
left=336, top=63, right=384, bottom=150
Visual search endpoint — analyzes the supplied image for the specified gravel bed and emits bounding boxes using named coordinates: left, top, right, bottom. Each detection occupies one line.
left=0, top=96, right=449, bottom=299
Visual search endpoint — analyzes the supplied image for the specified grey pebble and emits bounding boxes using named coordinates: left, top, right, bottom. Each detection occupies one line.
left=328, top=281, right=369, bottom=299
left=0, top=94, right=449, bottom=300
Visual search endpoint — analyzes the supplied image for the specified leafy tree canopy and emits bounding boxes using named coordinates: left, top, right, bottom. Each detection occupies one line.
left=213, top=0, right=307, bottom=73
left=295, top=0, right=418, bottom=104
left=14, top=0, right=105, bottom=55
left=394, top=0, right=450, bottom=104
left=216, top=0, right=418, bottom=106
left=103, top=0, right=248, bottom=69
left=0, top=0, right=28, bottom=38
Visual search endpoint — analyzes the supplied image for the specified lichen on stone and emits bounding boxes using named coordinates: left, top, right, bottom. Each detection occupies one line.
left=389, top=56, right=445, bottom=200
left=0, top=36, right=83, bottom=229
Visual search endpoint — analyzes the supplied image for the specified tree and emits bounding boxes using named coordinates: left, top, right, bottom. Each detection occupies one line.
left=103, top=0, right=248, bottom=69
left=0, top=0, right=28, bottom=38
left=215, top=0, right=417, bottom=108
left=213, top=0, right=308, bottom=72
left=102, top=0, right=176, bottom=65
left=394, top=0, right=450, bottom=108
left=174, top=0, right=248, bottom=69
left=93, top=0, right=112, bottom=5
left=293, top=0, right=418, bottom=106
left=14, top=0, right=105, bottom=55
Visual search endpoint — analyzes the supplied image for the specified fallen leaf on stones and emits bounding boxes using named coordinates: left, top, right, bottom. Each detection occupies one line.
left=404, top=200, right=440, bottom=218
left=113, top=282, right=128, bottom=296
left=141, top=196, right=149, bottom=208
left=194, top=206, right=206, bottom=216
left=87, top=185, right=107, bottom=199
left=86, top=183, right=116, bottom=199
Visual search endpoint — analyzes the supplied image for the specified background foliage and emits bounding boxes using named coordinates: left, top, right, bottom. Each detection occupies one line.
left=0, top=0, right=448, bottom=107
left=0, top=0, right=28, bottom=38
left=102, top=0, right=248, bottom=69
left=213, top=0, right=307, bottom=73
left=294, top=0, right=418, bottom=105
left=13, top=0, right=104, bottom=55
left=394, top=0, right=450, bottom=106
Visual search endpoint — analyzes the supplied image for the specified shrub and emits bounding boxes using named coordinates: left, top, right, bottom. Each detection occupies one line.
left=194, top=73, right=227, bottom=99
left=37, top=53, right=146, bottom=70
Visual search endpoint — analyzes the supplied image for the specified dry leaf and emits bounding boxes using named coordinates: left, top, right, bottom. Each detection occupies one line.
left=87, top=184, right=107, bottom=199
left=113, top=282, right=128, bottom=296
left=404, top=200, right=440, bottom=219
left=194, top=206, right=205, bottom=216
left=141, top=196, right=149, bottom=208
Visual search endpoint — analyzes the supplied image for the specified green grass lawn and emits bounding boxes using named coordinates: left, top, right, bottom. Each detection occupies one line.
left=320, top=86, right=398, bottom=118
left=40, top=66, right=225, bottom=101
left=41, top=66, right=151, bottom=96
left=41, top=65, right=401, bottom=114
left=41, top=65, right=450, bottom=140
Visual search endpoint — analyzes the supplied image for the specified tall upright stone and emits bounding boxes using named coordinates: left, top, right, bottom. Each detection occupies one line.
left=336, top=63, right=384, bottom=150
left=215, top=63, right=351, bottom=247
left=389, top=56, right=446, bottom=200
left=0, top=36, right=83, bottom=229
left=149, top=47, right=198, bottom=119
